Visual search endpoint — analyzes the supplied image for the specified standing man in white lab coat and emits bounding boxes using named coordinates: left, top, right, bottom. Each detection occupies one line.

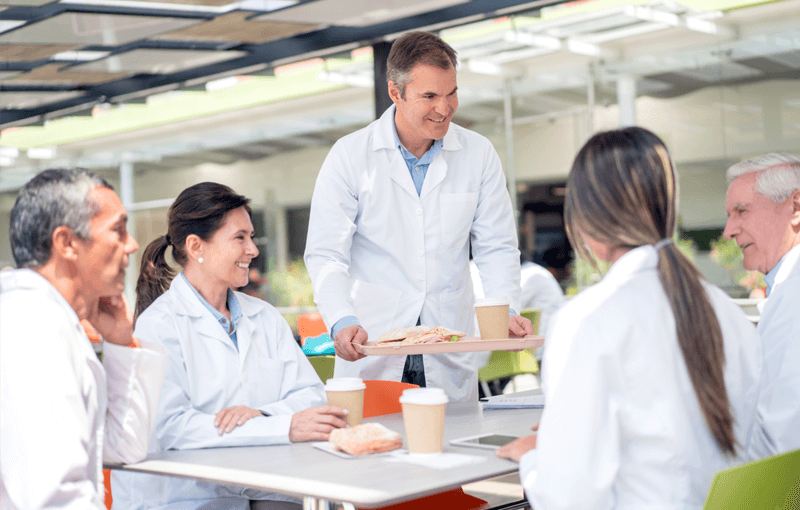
left=0, top=168, right=167, bottom=509
left=723, top=153, right=800, bottom=455
left=305, top=31, right=532, bottom=403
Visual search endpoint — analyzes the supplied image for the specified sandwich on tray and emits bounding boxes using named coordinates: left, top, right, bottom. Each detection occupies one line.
left=376, top=325, right=466, bottom=345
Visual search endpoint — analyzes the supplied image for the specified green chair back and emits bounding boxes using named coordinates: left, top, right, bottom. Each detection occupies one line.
left=520, top=308, right=542, bottom=335
left=703, top=448, right=800, bottom=510
left=307, top=355, right=335, bottom=384
left=478, top=349, right=539, bottom=382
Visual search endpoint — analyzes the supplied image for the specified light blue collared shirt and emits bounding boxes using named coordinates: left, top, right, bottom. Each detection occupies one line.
left=330, top=122, right=444, bottom=340
left=181, top=272, right=242, bottom=350
left=764, top=257, right=786, bottom=297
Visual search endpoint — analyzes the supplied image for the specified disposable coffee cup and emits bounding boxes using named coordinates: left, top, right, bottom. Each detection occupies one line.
left=475, top=297, right=510, bottom=340
left=325, top=378, right=366, bottom=427
left=399, top=388, right=449, bottom=454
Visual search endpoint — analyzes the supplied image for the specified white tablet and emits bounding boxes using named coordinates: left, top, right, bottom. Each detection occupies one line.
left=449, top=433, right=519, bottom=450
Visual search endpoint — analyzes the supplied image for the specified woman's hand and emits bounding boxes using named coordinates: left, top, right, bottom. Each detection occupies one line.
left=496, top=424, right=539, bottom=463
left=289, top=405, right=349, bottom=442
left=496, top=434, right=537, bottom=463
left=215, top=406, right=263, bottom=435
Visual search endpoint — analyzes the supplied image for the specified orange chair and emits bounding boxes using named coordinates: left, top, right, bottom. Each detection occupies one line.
left=360, top=380, right=489, bottom=510
left=103, top=469, right=113, bottom=509
left=297, top=312, right=327, bottom=345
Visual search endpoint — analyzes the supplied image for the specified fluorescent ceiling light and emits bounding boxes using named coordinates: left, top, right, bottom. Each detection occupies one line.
left=0, top=156, right=15, bottom=167
left=0, top=146, right=20, bottom=158
left=0, top=21, right=25, bottom=35
left=27, top=146, right=58, bottom=159
left=317, top=71, right=372, bottom=88
left=504, top=32, right=561, bottom=51
left=565, top=39, right=602, bottom=57
left=467, top=59, right=506, bottom=76
left=205, top=76, right=239, bottom=91
left=52, top=51, right=110, bottom=62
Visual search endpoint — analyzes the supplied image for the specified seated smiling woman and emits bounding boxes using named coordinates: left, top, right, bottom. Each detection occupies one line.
left=111, top=182, right=348, bottom=510
left=497, top=127, right=765, bottom=510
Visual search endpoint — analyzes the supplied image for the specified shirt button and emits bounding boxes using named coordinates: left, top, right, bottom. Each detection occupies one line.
left=415, top=166, right=420, bottom=171
left=416, top=208, right=423, bottom=215
left=418, top=250, right=424, bottom=257
left=242, top=371, right=248, bottom=382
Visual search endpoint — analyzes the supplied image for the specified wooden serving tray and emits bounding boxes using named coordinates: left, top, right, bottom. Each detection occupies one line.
left=354, top=335, right=544, bottom=356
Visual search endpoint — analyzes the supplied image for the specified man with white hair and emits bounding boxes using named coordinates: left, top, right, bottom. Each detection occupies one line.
left=723, top=153, right=800, bottom=455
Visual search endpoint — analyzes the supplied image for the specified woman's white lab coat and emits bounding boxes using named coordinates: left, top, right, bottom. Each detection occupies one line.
left=304, top=105, right=521, bottom=403
left=111, top=275, right=326, bottom=509
left=519, top=246, right=763, bottom=510
left=0, top=269, right=167, bottom=510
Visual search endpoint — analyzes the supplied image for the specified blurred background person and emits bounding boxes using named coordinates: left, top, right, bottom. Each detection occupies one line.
left=497, top=128, right=765, bottom=509
left=723, top=153, right=800, bottom=456
left=1, top=168, right=166, bottom=509
left=112, top=182, right=347, bottom=510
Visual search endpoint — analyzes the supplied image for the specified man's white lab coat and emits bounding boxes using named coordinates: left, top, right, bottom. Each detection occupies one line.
left=520, top=246, right=763, bottom=510
left=0, top=269, right=167, bottom=510
left=111, top=274, right=326, bottom=509
left=750, top=242, right=800, bottom=455
left=305, top=105, right=520, bottom=403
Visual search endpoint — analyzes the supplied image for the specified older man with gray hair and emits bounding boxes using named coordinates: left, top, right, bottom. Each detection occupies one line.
left=0, top=168, right=167, bottom=509
left=723, top=153, right=800, bottom=455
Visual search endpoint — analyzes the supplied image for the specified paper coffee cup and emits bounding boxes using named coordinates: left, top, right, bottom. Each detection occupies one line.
left=325, top=378, right=366, bottom=427
left=399, top=388, right=449, bottom=454
left=475, top=297, right=510, bottom=340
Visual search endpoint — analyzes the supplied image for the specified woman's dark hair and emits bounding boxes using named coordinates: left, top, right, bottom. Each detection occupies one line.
left=564, top=127, right=736, bottom=455
left=135, top=182, right=251, bottom=318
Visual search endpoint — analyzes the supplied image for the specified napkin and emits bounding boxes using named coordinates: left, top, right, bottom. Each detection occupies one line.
left=383, top=451, right=486, bottom=470
left=302, top=334, right=334, bottom=356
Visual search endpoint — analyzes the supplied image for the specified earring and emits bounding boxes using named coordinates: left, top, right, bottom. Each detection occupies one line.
left=198, top=257, right=204, bottom=264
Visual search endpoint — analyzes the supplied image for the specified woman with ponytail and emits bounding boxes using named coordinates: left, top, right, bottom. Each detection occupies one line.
left=112, top=182, right=347, bottom=510
left=496, top=127, right=763, bottom=509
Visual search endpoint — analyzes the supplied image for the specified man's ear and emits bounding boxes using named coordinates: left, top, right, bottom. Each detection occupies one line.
left=790, top=189, right=800, bottom=228
left=185, top=234, right=203, bottom=262
left=51, top=225, right=80, bottom=262
left=388, top=81, right=401, bottom=104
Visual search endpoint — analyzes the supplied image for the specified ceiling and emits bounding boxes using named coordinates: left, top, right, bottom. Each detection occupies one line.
left=0, top=0, right=572, bottom=127
left=0, top=0, right=798, bottom=190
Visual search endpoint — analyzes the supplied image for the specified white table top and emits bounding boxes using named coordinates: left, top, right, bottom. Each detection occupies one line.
left=111, top=402, right=543, bottom=508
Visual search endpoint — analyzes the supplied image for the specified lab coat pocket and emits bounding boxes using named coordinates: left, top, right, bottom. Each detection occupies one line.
left=440, top=193, right=479, bottom=253
left=256, top=358, right=285, bottom=405
left=351, top=279, right=402, bottom=337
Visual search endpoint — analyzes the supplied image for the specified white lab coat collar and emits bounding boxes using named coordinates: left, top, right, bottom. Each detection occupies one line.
left=168, top=273, right=261, bottom=319
left=372, top=104, right=463, bottom=153
left=600, top=245, right=659, bottom=288
left=167, top=275, right=261, bottom=360
left=372, top=104, right=462, bottom=201
left=758, top=242, right=800, bottom=314
left=3, top=268, right=82, bottom=327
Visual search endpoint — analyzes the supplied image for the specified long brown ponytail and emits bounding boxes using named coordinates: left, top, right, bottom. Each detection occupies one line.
left=135, top=182, right=251, bottom=319
left=564, top=127, right=735, bottom=455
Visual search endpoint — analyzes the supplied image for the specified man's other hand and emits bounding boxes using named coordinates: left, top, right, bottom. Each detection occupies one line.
left=334, top=325, right=368, bottom=361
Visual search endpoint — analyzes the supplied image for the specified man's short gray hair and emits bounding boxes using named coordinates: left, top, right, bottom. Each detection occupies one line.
left=726, top=153, right=800, bottom=204
left=10, top=168, right=113, bottom=268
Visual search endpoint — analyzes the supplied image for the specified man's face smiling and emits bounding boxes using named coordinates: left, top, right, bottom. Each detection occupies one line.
left=723, top=171, right=796, bottom=274
left=390, top=63, right=458, bottom=155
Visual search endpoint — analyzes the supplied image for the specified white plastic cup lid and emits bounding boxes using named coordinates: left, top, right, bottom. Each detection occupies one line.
left=325, top=377, right=366, bottom=391
left=475, top=297, right=510, bottom=307
left=399, top=387, right=449, bottom=405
